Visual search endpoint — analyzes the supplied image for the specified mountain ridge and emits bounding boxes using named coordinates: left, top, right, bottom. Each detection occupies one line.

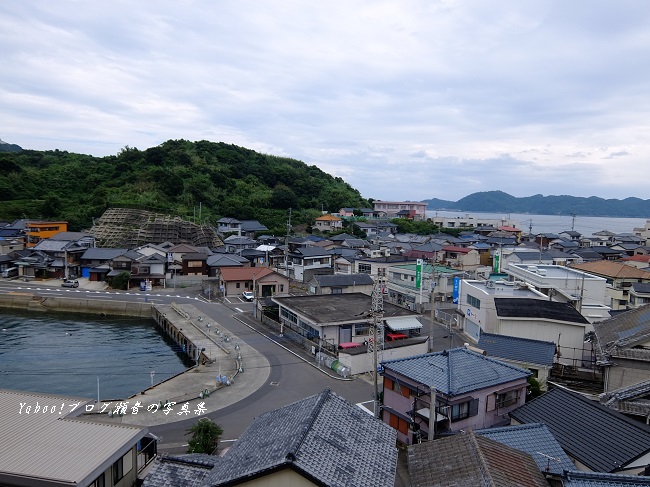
left=422, top=190, right=650, bottom=218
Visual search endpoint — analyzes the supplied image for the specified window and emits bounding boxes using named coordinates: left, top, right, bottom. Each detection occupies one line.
left=496, top=389, right=520, bottom=409
left=450, top=398, right=479, bottom=422
left=236, top=282, right=240, bottom=288
left=91, top=473, right=105, bottom=487
left=354, top=323, right=370, bottom=336
left=331, top=287, right=342, bottom=294
left=188, top=261, right=202, bottom=267
left=387, top=412, right=409, bottom=435
left=359, top=263, right=372, bottom=274
left=467, top=294, right=481, bottom=309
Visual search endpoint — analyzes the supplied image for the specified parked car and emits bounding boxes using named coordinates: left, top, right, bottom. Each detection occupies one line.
left=241, top=291, right=254, bottom=301
left=61, top=279, right=79, bottom=288
left=386, top=332, right=409, bottom=341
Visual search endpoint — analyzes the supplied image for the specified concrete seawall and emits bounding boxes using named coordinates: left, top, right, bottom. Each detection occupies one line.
left=0, top=294, right=153, bottom=317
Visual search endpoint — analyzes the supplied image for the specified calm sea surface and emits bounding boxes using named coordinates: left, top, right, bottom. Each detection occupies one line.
left=427, top=210, right=648, bottom=236
left=0, top=310, right=191, bottom=400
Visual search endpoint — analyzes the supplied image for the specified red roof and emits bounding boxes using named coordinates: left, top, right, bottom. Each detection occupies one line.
left=442, top=246, right=471, bottom=254
left=622, top=255, right=650, bottom=263
left=498, top=226, right=520, bottom=233
left=220, top=267, right=275, bottom=282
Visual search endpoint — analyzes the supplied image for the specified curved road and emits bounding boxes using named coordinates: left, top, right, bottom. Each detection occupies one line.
left=0, top=281, right=375, bottom=453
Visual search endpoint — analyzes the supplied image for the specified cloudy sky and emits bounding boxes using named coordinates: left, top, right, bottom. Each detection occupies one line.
left=2, top=1, right=650, bottom=202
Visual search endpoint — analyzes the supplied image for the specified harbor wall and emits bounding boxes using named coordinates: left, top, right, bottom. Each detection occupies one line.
left=0, top=294, right=153, bottom=318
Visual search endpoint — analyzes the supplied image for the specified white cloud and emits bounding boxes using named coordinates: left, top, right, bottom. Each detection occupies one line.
left=2, top=1, right=650, bottom=202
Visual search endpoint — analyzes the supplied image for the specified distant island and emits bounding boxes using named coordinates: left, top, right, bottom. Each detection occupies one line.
left=422, top=190, right=650, bottom=219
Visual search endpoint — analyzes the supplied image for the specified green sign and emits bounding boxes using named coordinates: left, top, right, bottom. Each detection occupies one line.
left=416, top=259, right=423, bottom=289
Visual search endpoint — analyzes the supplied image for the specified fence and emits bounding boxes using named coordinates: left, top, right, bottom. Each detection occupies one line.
left=261, top=315, right=336, bottom=356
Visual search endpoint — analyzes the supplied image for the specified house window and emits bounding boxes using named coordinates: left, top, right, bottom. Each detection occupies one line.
left=280, top=284, right=284, bottom=292
left=112, top=450, right=132, bottom=484
left=450, top=398, right=479, bottom=422
left=236, top=283, right=240, bottom=288
left=91, top=473, right=105, bottom=487
left=359, top=263, right=372, bottom=274
left=188, top=261, right=202, bottom=267
left=331, top=288, right=342, bottom=294
left=354, top=323, right=370, bottom=336
left=496, top=389, right=520, bottom=409
left=467, top=294, right=481, bottom=309
left=387, top=412, right=409, bottom=435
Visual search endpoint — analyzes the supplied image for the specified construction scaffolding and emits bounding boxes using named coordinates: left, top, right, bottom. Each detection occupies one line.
left=89, top=208, right=224, bottom=248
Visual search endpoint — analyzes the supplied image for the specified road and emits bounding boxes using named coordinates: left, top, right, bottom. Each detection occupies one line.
left=0, top=281, right=377, bottom=454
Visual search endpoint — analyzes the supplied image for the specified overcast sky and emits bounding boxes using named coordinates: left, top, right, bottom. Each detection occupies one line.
left=2, top=1, right=649, bottom=202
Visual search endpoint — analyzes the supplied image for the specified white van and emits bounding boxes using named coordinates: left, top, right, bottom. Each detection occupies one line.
left=1, top=267, right=18, bottom=278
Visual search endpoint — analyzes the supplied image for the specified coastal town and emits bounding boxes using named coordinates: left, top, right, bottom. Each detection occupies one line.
left=3, top=200, right=650, bottom=486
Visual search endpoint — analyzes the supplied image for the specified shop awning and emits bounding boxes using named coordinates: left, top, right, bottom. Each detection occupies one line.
left=385, top=316, right=423, bottom=331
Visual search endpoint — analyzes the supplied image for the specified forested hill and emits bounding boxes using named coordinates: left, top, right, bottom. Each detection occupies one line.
left=0, top=139, right=369, bottom=232
left=422, top=191, right=650, bottom=218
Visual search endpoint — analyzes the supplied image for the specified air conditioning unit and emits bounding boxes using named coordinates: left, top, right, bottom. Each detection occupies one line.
left=485, top=280, right=495, bottom=289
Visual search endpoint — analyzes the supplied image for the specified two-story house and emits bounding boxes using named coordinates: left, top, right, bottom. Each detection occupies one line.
left=313, top=214, right=343, bottom=232
left=381, top=347, right=530, bottom=444
left=571, top=260, right=650, bottom=310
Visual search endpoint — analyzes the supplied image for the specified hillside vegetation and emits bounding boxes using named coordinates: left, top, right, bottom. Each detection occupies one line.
left=0, top=139, right=369, bottom=233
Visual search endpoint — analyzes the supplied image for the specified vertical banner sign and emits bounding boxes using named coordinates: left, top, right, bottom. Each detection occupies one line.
left=416, top=259, right=423, bottom=289
left=493, top=250, right=500, bottom=273
left=453, top=277, right=460, bottom=304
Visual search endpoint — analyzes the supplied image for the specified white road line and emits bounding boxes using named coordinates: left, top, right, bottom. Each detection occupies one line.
left=235, top=308, right=243, bottom=313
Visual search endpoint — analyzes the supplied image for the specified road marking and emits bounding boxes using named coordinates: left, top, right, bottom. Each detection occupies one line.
left=235, top=308, right=243, bottom=313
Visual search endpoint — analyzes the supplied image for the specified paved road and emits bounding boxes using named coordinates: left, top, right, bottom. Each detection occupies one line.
left=0, top=278, right=465, bottom=456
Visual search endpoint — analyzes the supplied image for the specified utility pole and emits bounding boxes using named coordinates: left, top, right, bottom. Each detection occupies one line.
left=283, top=208, right=292, bottom=278
left=368, top=279, right=385, bottom=418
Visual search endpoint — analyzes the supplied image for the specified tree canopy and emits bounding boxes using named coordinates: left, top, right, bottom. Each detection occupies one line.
left=0, top=140, right=370, bottom=232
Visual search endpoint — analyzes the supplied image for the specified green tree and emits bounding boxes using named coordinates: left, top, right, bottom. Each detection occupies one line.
left=527, top=376, right=542, bottom=401
left=186, top=418, right=223, bottom=454
left=111, top=272, right=130, bottom=290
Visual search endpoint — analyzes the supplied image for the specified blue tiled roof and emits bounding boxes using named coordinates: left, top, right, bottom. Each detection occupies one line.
left=477, top=333, right=556, bottom=367
left=381, top=348, right=531, bottom=396
left=205, top=389, right=397, bottom=487
left=143, top=454, right=219, bottom=487
left=475, top=423, right=575, bottom=475
left=563, top=471, right=650, bottom=486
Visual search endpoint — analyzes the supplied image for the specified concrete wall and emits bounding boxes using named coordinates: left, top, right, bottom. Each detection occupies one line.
left=0, top=294, right=152, bottom=318
left=339, top=342, right=429, bottom=375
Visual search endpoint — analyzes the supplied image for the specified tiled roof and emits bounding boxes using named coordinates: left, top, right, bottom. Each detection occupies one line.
left=206, top=254, right=247, bottom=267
left=562, top=470, right=650, bottom=486
left=204, top=389, right=397, bottom=487
left=315, top=214, right=342, bottom=221
left=240, top=220, right=268, bottom=232
left=408, top=430, right=549, bottom=487
left=571, top=261, right=650, bottom=279
left=312, top=273, right=374, bottom=287
left=80, top=248, right=128, bottom=260
left=293, top=246, right=331, bottom=257
left=219, top=267, right=274, bottom=282
left=509, top=387, right=650, bottom=472
left=495, top=298, right=590, bottom=324
left=477, top=333, right=556, bottom=367
left=143, top=455, right=219, bottom=487
left=475, top=423, right=575, bottom=475
left=632, top=282, right=650, bottom=294
left=381, top=348, right=531, bottom=396
left=593, top=304, right=650, bottom=352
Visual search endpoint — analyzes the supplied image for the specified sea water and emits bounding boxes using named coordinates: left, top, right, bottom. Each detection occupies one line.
left=0, top=310, right=191, bottom=400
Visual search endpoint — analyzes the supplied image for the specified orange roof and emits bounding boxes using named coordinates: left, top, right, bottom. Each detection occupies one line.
left=220, top=266, right=275, bottom=282
left=571, top=260, right=650, bottom=279
left=498, top=226, right=520, bottom=233
left=621, top=255, right=650, bottom=263
left=315, top=214, right=342, bottom=221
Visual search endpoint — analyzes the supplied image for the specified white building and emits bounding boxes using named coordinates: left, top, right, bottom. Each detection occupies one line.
left=505, top=263, right=610, bottom=323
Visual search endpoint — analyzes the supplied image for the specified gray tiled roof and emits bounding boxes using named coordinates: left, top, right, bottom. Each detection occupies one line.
left=381, top=348, right=531, bottom=396
left=495, top=297, right=590, bottom=324
left=593, top=304, right=650, bottom=351
left=312, top=273, right=374, bottom=287
left=80, top=248, right=128, bottom=260
left=562, top=470, right=650, bottom=486
left=204, top=388, right=397, bottom=487
left=143, top=455, right=219, bottom=487
left=632, top=282, right=650, bottom=294
left=477, top=333, right=556, bottom=367
left=510, top=387, right=650, bottom=472
left=475, top=423, right=575, bottom=475
left=408, top=430, right=550, bottom=487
